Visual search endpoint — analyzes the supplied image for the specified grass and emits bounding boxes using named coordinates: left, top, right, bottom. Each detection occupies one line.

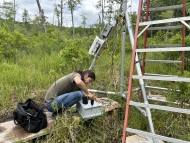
left=1, top=43, right=190, bottom=142
left=0, top=51, right=64, bottom=120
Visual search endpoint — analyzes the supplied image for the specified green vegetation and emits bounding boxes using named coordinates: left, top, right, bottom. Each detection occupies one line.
left=1, top=0, right=190, bottom=142
left=1, top=21, right=190, bottom=142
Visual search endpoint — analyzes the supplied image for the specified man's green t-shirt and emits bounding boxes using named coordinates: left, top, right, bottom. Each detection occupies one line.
left=45, top=72, right=81, bottom=102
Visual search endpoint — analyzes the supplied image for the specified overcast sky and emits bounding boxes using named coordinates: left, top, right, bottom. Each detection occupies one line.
left=2, top=0, right=138, bottom=27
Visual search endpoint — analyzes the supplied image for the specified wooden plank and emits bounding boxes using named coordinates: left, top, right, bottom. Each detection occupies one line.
left=126, top=134, right=164, bottom=143
left=0, top=112, right=54, bottom=143
left=126, top=128, right=189, bottom=143
left=0, top=98, right=120, bottom=143
left=101, top=97, right=121, bottom=112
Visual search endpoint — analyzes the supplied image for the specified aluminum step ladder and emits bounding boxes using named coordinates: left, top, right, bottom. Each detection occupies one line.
left=122, top=0, right=190, bottom=143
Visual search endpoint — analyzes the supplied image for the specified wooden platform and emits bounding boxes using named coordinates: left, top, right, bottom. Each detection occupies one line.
left=0, top=112, right=54, bottom=143
left=126, top=135, right=164, bottom=143
left=0, top=97, right=120, bottom=143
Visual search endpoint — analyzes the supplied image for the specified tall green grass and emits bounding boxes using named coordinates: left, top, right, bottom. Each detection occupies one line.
left=1, top=32, right=190, bottom=142
left=0, top=51, right=64, bottom=117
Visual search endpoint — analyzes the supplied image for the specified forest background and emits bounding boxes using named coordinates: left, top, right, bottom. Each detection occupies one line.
left=1, top=0, right=190, bottom=142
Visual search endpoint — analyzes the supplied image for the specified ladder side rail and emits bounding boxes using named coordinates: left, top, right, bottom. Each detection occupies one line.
left=142, top=0, right=150, bottom=74
left=181, top=0, right=187, bottom=73
left=182, top=0, right=186, bottom=72
left=120, top=8, right=146, bottom=114
left=122, top=0, right=144, bottom=142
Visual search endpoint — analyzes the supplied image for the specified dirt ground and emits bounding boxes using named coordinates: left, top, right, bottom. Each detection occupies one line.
left=0, top=113, right=14, bottom=123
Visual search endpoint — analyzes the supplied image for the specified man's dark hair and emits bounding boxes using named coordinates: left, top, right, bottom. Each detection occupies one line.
left=76, top=70, right=96, bottom=81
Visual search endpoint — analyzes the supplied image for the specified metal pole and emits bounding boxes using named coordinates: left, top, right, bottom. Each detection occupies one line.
left=120, top=0, right=127, bottom=95
left=89, top=0, right=146, bottom=116
left=89, top=87, right=141, bottom=98
left=89, top=56, right=99, bottom=70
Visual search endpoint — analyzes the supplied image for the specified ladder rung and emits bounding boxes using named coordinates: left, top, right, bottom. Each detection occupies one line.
left=145, top=85, right=168, bottom=91
left=129, top=101, right=190, bottom=114
left=136, top=47, right=190, bottom=52
left=126, top=128, right=190, bottom=143
left=145, top=85, right=180, bottom=92
left=132, top=75, right=190, bottom=82
left=146, top=44, right=181, bottom=48
left=145, top=60, right=182, bottom=64
left=139, top=16, right=190, bottom=26
left=148, top=4, right=183, bottom=12
left=147, top=25, right=182, bottom=30
left=144, top=73, right=178, bottom=77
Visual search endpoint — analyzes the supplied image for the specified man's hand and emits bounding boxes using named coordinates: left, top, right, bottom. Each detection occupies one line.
left=95, top=97, right=102, bottom=103
left=86, top=92, right=94, bottom=99
left=92, top=93, right=102, bottom=103
left=86, top=93, right=102, bottom=103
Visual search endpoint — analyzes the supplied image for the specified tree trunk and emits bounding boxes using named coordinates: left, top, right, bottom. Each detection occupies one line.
left=60, top=0, right=63, bottom=31
left=13, top=0, right=16, bottom=22
left=57, top=11, right=60, bottom=27
left=98, top=14, right=101, bottom=36
left=101, top=0, right=104, bottom=29
left=36, top=0, right=47, bottom=33
left=71, top=8, right=75, bottom=37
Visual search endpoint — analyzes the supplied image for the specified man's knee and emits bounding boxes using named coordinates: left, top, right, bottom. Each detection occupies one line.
left=75, top=90, right=83, bottom=99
